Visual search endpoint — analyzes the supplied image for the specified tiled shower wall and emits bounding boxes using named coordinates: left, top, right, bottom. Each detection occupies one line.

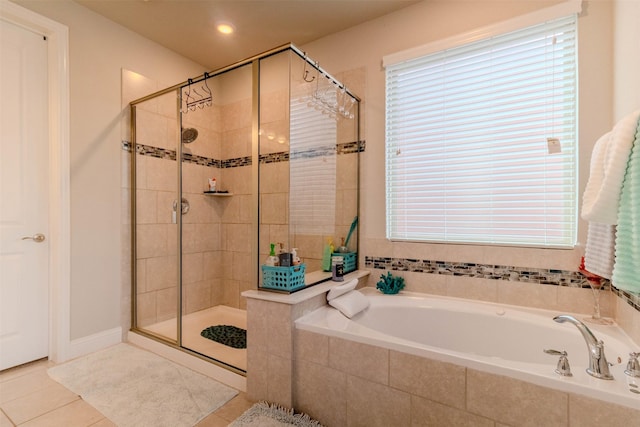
left=258, top=68, right=364, bottom=273
left=129, top=83, right=256, bottom=328
left=126, top=65, right=363, bottom=327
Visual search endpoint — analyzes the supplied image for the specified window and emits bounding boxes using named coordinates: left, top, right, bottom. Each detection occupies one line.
left=384, top=14, right=578, bottom=248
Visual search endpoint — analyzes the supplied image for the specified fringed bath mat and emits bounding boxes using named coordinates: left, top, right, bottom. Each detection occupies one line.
left=201, top=324, right=247, bottom=349
left=230, top=402, right=324, bottom=427
left=47, top=343, right=238, bottom=427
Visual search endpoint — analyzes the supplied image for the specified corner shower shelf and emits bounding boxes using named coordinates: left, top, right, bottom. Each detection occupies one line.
left=203, top=191, right=233, bottom=197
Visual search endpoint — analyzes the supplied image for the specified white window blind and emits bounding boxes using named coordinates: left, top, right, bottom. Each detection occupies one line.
left=289, top=94, right=337, bottom=235
left=385, top=15, right=578, bottom=247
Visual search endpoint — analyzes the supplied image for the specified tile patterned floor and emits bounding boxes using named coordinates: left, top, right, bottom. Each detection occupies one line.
left=0, top=358, right=253, bottom=427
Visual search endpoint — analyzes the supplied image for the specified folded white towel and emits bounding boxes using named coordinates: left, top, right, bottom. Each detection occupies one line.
left=582, top=110, right=640, bottom=224
left=328, top=290, right=369, bottom=318
left=584, top=222, right=616, bottom=279
left=326, top=279, right=359, bottom=301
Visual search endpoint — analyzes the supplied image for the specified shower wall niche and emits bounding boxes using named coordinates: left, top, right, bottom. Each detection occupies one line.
left=129, top=45, right=360, bottom=373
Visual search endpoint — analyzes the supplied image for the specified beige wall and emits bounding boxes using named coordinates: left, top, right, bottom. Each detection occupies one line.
left=13, top=0, right=205, bottom=340
left=613, top=0, right=640, bottom=120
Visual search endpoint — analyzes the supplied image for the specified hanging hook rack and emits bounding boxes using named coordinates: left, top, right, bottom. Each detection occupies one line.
left=183, top=72, right=213, bottom=113
left=182, top=79, right=196, bottom=113
left=302, top=53, right=316, bottom=83
left=304, top=59, right=355, bottom=121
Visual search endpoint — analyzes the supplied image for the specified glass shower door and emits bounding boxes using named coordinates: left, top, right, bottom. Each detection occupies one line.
left=132, top=89, right=181, bottom=344
left=178, top=64, right=252, bottom=372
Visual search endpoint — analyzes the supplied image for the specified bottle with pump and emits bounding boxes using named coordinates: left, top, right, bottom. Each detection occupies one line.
left=291, top=248, right=301, bottom=265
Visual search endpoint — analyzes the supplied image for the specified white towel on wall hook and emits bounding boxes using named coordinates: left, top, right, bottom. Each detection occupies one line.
left=581, top=110, right=640, bottom=224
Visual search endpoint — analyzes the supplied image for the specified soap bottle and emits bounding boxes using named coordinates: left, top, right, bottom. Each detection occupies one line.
left=265, top=243, right=279, bottom=266
left=291, top=248, right=301, bottom=265
left=322, top=238, right=334, bottom=272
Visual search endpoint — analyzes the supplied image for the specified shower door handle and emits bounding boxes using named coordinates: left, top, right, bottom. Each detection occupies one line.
left=172, top=198, right=190, bottom=223
left=22, top=233, right=46, bottom=243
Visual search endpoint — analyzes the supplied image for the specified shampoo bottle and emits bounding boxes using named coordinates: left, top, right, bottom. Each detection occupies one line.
left=322, top=238, right=334, bottom=272
left=208, top=177, right=217, bottom=192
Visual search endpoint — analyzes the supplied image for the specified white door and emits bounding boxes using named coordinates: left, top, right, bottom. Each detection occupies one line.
left=0, top=18, right=50, bottom=370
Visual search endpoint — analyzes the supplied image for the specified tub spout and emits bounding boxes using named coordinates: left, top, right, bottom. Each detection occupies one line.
left=553, top=315, right=613, bottom=380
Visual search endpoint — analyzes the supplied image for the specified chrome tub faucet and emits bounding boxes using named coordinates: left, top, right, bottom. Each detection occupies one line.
left=553, top=314, right=614, bottom=380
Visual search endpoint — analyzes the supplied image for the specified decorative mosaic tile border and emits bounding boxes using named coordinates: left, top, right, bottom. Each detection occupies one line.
left=134, top=143, right=175, bottom=161
left=182, top=152, right=222, bottom=168
left=290, top=146, right=336, bottom=160
left=365, top=256, right=589, bottom=287
left=223, top=156, right=251, bottom=168
left=612, top=287, right=640, bottom=312
left=259, top=152, right=289, bottom=164
left=365, top=256, right=640, bottom=313
left=341, top=140, right=366, bottom=154
left=122, top=140, right=364, bottom=168
left=288, top=141, right=365, bottom=160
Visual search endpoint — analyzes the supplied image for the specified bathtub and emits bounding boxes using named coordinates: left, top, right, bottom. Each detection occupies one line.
left=295, top=287, right=640, bottom=410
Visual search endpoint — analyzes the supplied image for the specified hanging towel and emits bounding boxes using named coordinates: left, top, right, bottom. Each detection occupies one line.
left=584, top=222, right=616, bottom=279
left=612, top=117, right=640, bottom=293
left=582, top=110, right=640, bottom=224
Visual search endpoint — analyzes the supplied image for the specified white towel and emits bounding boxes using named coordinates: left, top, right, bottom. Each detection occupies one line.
left=328, top=290, right=369, bottom=318
left=582, top=110, right=640, bottom=224
left=326, top=279, right=359, bottom=301
left=584, top=222, right=616, bottom=279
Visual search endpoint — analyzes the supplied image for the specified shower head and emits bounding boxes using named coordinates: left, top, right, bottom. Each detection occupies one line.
left=181, top=127, right=198, bottom=144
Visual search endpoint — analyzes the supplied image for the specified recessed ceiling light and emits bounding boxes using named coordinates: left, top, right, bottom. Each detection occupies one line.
left=216, top=22, right=235, bottom=35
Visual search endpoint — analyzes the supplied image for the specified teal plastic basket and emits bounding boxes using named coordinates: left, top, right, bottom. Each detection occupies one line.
left=331, top=252, right=356, bottom=273
left=261, top=264, right=306, bottom=291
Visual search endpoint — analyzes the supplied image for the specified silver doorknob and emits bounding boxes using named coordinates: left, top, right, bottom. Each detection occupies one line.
left=21, top=233, right=46, bottom=243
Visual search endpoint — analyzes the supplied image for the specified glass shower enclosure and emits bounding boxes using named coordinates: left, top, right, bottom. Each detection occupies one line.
left=129, top=44, right=360, bottom=374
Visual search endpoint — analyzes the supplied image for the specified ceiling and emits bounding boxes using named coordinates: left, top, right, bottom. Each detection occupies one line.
left=74, top=0, right=421, bottom=70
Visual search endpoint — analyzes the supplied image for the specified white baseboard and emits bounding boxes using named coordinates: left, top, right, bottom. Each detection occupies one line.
left=66, top=327, right=123, bottom=360
left=127, top=331, right=246, bottom=392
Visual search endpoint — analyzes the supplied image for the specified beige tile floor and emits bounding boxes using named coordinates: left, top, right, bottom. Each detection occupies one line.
left=0, top=358, right=254, bottom=427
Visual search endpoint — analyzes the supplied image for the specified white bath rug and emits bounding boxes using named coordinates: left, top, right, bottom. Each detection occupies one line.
left=47, top=343, right=238, bottom=427
left=230, top=402, right=324, bottom=427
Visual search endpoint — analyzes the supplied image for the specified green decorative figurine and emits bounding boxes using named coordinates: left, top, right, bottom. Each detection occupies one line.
left=376, top=272, right=405, bottom=294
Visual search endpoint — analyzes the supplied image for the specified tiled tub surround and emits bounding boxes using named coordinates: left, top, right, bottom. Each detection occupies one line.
left=243, top=270, right=371, bottom=407
left=244, top=275, right=640, bottom=427
left=294, top=289, right=640, bottom=426
left=292, top=330, right=640, bottom=427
